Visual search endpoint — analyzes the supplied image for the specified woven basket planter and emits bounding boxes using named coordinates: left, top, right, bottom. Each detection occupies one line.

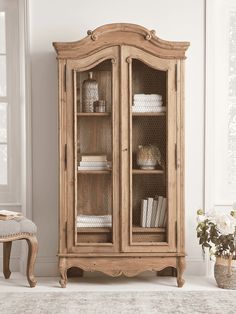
left=214, top=256, right=236, bottom=289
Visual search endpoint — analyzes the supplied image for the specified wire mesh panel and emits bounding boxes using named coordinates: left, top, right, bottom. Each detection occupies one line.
left=132, top=59, right=166, bottom=112
left=75, top=60, right=113, bottom=245
left=131, top=59, right=168, bottom=244
left=132, top=116, right=166, bottom=169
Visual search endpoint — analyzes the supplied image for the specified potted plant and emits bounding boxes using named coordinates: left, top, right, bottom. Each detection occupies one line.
left=196, top=204, right=236, bottom=289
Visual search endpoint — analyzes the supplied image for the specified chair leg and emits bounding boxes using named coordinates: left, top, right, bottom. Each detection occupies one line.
left=26, top=235, right=38, bottom=287
left=3, top=241, right=12, bottom=279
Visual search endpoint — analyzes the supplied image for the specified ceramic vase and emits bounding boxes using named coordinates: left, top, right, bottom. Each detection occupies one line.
left=82, top=72, right=98, bottom=112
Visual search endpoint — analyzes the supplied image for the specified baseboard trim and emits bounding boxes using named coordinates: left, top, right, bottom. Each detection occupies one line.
left=0, top=256, right=20, bottom=272
left=0, top=253, right=207, bottom=277
left=34, top=257, right=58, bottom=277
left=185, top=258, right=206, bottom=276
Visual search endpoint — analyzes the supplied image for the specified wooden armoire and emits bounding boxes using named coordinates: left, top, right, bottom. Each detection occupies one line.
left=53, top=23, right=189, bottom=288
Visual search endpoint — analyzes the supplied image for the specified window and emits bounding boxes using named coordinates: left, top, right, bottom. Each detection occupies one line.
left=0, top=0, right=20, bottom=203
left=206, top=0, right=236, bottom=206
left=228, top=11, right=236, bottom=188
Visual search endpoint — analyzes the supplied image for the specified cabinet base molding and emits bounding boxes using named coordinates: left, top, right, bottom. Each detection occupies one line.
left=58, top=256, right=185, bottom=288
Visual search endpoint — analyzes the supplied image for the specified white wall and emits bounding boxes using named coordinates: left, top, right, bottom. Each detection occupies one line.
left=29, top=0, right=205, bottom=276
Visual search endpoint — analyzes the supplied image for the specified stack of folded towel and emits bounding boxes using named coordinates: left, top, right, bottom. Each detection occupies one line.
left=77, top=214, right=112, bottom=228
left=132, top=94, right=166, bottom=113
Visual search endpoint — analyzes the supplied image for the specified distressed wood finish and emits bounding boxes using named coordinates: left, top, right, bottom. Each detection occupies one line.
left=177, top=256, right=186, bottom=287
left=65, top=47, right=120, bottom=254
left=59, top=256, right=178, bottom=286
left=1, top=234, right=38, bottom=287
left=54, top=23, right=189, bottom=288
left=53, top=23, right=189, bottom=60
left=26, top=235, right=38, bottom=287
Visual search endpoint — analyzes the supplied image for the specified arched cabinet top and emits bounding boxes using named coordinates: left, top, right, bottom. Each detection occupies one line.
left=53, top=23, right=190, bottom=60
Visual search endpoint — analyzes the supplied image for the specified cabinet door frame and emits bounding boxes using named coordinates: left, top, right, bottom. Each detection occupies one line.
left=120, top=46, right=178, bottom=253
left=65, top=46, right=120, bottom=253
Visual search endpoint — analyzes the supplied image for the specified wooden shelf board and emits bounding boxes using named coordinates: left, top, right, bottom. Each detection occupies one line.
left=77, top=170, right=111, bottom=174
left=77, top=227, right=111, bottom=233
left=132, top=112, right=166, bottom=116
left=77, top=113, right=111, bottom=116
left=132, top=226, right=166, bottom=233
left=132, top=169, right=164, bottom=174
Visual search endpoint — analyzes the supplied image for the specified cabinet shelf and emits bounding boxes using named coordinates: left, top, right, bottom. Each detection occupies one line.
left=132, top=169, right=164, bottom=174
left=77, top=113, right=111, bottom=117
left=133, top=226, right=166, bottom=233
left=77, top=170, right=111, bottom=174
left=77, top=227, right=111, bottom=233
left=132, top=112, right=166, bottom=117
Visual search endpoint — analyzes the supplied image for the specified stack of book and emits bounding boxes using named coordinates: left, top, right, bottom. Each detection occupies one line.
left=77, top=214, right=112, bottom=228
left=78, top=155, right=111, bottom=170
left=0, top=209, right=23, bottom=221
left=140, top=196, right=167, bottom=228
left=132, top=94, right=166, bottom=113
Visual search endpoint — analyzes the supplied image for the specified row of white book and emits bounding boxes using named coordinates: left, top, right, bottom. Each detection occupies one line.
left=140, top=196, right=167, bottom=228
left=78, top=155, right=111, bottom=171
left=132, top=94, right=166, bottom=113
left=77, top=214, right=112, bottom=228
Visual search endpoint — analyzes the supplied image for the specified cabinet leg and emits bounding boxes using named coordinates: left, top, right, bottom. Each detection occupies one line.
left=177, top=257, right=185, bottom=287
left=59, top=258, right=68, bottom=288
left=26, top=235, right=38, bottom=287
left=3, top=241, right=12, bottom=279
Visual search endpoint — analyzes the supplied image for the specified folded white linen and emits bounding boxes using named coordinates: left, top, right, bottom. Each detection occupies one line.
left=77, top=222, right=112, bottom=227
left=77, top=215, right=112, bottom=222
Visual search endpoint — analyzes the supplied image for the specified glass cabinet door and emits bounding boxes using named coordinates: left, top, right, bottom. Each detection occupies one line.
left=131, top=59, right=167, bottom=243
left=122, top=47, right=177, bottom=252
left=66, top=48, right=119, bottom=253
left=76, top=60, right=112, bottom=246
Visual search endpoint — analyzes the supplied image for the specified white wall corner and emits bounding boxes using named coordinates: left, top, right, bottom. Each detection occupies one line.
left=18, top=0, right=33, bottom=276
left=19, top=0, right=32, bottom=220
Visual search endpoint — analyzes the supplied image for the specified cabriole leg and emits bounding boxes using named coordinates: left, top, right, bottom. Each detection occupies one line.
left=26, top=235, right=38, bottom=287
left=59, top=258, right=68, bottom=288
left=177, top=257, right=185, bottom=287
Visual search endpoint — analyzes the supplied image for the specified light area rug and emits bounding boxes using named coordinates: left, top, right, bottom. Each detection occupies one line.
left=0, top=291, right=236, bottom=314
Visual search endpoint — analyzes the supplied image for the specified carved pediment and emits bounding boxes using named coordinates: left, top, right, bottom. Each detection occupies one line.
left=53, top=23, right=189, bottom=59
